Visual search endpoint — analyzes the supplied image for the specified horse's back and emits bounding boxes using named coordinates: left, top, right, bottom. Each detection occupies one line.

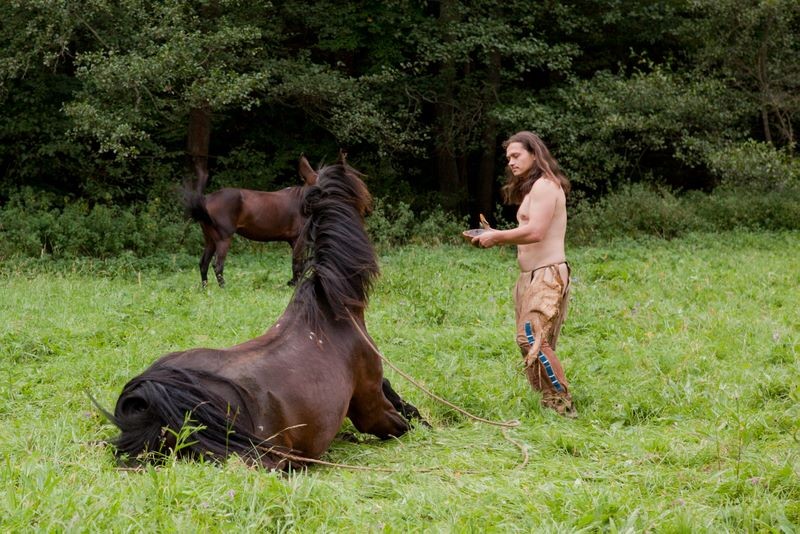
left=156, top=321, right=359, bottom=457
left=201, top=188, right=244, bottom=233
left=236, top=188, right=304, bottom=241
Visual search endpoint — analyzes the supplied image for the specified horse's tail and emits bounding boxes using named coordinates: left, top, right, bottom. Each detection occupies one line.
left=182, top=185, right=213, bottom=225
left=104, top=366, right=280, bottom=467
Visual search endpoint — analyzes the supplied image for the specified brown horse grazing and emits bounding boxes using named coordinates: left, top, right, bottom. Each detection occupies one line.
left=183, top=155, right=319, bottom=287
left=99, top=161, right=424, bottom=469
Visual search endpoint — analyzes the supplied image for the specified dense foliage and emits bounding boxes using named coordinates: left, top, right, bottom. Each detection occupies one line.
left=1, top=0, right=799, bottom=239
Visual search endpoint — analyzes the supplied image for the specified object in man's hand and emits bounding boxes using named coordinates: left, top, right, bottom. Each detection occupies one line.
left=479, top=213, right=490, bottom=229
left=462, top=228, right=486, bottom=246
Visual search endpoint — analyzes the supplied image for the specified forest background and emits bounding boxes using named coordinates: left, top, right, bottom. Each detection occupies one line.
left=1, top=0, right=799, bottom=254
left=1, top=3, right=799, bottom=530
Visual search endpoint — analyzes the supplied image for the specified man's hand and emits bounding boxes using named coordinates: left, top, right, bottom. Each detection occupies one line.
left=472, top=229, right=500, bottom=248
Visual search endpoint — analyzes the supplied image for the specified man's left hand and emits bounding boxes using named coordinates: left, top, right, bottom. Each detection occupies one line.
left=473, top=230, right=499, bottom=248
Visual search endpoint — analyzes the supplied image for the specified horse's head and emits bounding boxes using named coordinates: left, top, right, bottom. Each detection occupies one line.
left=302, top=162, right=372, bottom=220
left=295, top=159, right=377, bottom=324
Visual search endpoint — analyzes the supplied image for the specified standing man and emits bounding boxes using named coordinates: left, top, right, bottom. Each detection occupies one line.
left=472, top=131, right=576, bottom=418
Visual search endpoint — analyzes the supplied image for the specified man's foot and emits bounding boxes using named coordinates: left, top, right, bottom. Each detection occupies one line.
left=541, top=393, right=578, bottom=418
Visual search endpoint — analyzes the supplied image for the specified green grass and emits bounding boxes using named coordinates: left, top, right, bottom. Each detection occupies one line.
left=1, top=231, right=798, bottom=532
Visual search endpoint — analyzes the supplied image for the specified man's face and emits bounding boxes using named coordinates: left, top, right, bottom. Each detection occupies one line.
left=506, top=142, right=535, bottom=177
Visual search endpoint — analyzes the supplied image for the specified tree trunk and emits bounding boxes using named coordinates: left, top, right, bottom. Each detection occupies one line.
left=756, top=36, right=773, bottom=145
left=475, top=50, right=502, bottom=224
left=188, top=104, right=212, bottom=193
left=434, top=0, right=463, bottom=211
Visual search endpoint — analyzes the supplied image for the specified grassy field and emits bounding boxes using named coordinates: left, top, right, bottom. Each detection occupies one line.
left=1, top=231, right=798, bottom=532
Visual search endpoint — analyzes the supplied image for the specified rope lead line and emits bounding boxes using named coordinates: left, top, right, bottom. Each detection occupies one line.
left=348, top=310, right=521, bottom=429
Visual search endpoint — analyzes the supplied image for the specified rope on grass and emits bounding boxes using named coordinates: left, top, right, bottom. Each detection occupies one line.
left=348, top=310, right=520, bottom=429
left=501, top=427, right=530, bottom=470
left=266, top=449, right=444, bottom=473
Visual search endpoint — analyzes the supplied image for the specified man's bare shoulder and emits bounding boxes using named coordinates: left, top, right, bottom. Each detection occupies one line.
left=529, top=177, right=562, bottom=197
left=531, top=178, right=561, bottom=192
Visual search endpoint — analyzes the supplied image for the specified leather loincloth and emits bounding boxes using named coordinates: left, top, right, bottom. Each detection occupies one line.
left=513, top=262, right=572, bottom=396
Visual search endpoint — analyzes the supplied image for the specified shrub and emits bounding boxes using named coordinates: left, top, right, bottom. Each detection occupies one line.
left=689, top=187, right=800, bottom=231
left=704, top=140, right=800, bottom=190
left=410, top=206, right=467, bottom=246
left=569, top=183, right=703, bottom=243
left=0, top=188, right=199, bottom=259
left=366, top=199, right=466, bottom=247
left=569, top=182, right=800, bottom=245
left=3, top=182, right=798, bottom=260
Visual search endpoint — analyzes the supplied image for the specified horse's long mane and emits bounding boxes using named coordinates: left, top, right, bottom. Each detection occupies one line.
left=292, top=163, right=376, bottom=326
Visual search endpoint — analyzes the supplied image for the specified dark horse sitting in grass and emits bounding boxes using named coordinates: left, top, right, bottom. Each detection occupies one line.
left=100, top=160, right=424, bottom=469
left=183, top=155, right=319, bottom=287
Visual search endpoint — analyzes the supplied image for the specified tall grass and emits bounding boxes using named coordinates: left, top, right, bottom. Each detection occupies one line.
left=1, top=232, right=798, bottom=531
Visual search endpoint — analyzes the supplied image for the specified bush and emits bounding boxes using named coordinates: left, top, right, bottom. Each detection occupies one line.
left=569, top=183, right=703, bottom=242
left=569, top=182, right=800, bottom=244
left=0, top=188, right=59, bottom=257
left=409, top=206, right=467, bottom=246
left=704, top=140, right=800, bottom=190
left=0, top=189, right=465, bottom=259
left=3, top=182, right=798, bottom=260
left=687, top=188, right=800, bottom=231
left=366, top=198, right=415, bottom=246
left=0, top=188, right=199, bottom=259
left=366, top=199, right=466, bottom=247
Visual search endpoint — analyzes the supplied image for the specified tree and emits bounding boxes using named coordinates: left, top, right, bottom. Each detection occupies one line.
left=0, top=1, right=96, bottom=196
left=64, top=1, right=274, bottom=192
left=383, top=0, right=578, bottom=216
left=688, top=0, right=800, bottom=150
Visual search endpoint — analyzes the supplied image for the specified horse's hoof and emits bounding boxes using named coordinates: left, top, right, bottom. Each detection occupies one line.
left=416, top=418, right=432, bottom=429
left=335, top=432, right=361, bottom=443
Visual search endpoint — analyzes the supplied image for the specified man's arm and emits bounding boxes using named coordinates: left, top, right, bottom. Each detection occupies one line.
left=474, top=179, right=558, bottom=247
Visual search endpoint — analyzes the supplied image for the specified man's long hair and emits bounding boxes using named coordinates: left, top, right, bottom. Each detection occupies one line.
left=501, top=131, right=571, bottom=205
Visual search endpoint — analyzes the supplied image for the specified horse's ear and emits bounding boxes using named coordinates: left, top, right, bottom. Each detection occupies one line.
left=298, top=154, right=318, bottom=185
left=336, top=149, right=348, bottom=166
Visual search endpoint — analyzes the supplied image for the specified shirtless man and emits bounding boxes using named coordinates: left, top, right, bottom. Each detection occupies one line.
left=472, top=131, right=576, bottom=417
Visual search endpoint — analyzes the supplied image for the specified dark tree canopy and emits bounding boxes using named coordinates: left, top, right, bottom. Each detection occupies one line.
left=1, top=0, right=798, bottom=215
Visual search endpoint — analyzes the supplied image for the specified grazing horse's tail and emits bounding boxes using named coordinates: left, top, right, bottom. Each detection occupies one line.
left=102, top=366, right=281, bottom=468
left=182, top=187, right=213, bottom=225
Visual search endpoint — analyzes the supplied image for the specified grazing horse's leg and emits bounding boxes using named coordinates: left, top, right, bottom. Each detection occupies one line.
left=213, top=237, right=232, bottom=288
left=199, top=238, right=215, bottom=288
left=381, top=378, right=429, bottom=427
left=288, top=238, right=303, bottom=286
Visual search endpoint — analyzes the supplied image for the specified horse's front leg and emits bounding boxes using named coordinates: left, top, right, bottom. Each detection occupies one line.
left=348, top=380, right=412, bottom=440
left=382, top=378, right=429, bottom=427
